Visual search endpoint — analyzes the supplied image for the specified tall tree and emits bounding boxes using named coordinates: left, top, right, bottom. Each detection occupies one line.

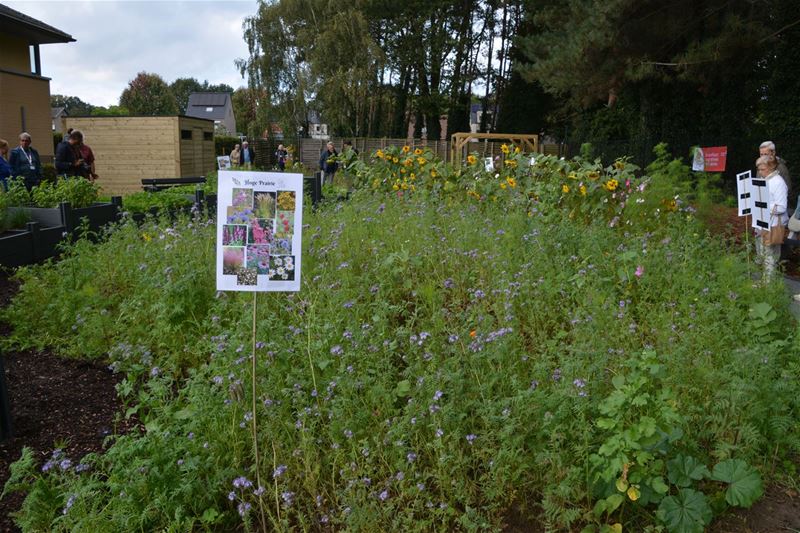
left=170, top=77, right=204, bottom=114
left=120, top=72, right=179, bottom=115
left=50, top=95, right=94, bottom=116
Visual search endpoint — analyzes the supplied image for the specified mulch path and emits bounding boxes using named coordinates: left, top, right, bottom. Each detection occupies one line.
left=0, top=273, right=137, bottom=532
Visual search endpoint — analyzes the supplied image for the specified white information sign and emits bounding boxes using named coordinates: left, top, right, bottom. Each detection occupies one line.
left=484, top=157, right=494, bottom=172
left=736, top=170, right=751, bottom=217
left=216, top=171, right=303, bottom=292
left=747, top=176, right=770, bottom=231
left=217, top=155, right=232, bottom=170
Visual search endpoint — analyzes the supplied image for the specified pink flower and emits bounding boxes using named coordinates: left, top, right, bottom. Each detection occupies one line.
left=635, top=265, right=644, bottom=278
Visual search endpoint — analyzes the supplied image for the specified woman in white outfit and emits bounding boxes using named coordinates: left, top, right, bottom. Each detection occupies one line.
left=755, top=154, right=787, bottom=281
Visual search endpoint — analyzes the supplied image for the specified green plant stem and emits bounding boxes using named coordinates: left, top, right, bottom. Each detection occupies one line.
left=250, top=292, right=269, bottom=531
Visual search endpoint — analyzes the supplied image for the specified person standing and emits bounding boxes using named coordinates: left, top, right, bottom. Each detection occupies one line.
left=754, top=154, right=788, bottom=281
left=54, top=130, right=84, bottom=178
left=760, top=141, right=791, bottom=203
left=0, top=139, right=11, bottom=191
left=230, top=143, right=241, bottom=167
left=76, top=131, right=98, bottom=181
left=8, top=132, right=42, bottom=190
left=319, top=141, right=338, bottom=185
left=241, top=141, right=255, bottom=169
left=275, top=144, right=289, bottom=171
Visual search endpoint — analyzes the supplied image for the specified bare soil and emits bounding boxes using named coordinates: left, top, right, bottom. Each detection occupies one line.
left=0, top=273, right=137, bottom=532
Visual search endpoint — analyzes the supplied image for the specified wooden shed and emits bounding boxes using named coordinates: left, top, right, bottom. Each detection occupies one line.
left=63, top=116, right=215, bottom=195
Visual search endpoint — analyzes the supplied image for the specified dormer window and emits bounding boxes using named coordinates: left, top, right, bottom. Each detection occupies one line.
left=206, top=107, right=213, bottom=112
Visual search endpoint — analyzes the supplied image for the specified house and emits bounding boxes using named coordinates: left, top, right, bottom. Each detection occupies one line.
left=65, top=116, right=215, bottom=195
left=0, top=3, right=74, bottom=161
left=469, top=103, right=498, bottom=133
left=306, top=110, right=328, bottom=140
left=51, top=106, right=67, bottom=133
left=185, top=92, right=236, bottom=135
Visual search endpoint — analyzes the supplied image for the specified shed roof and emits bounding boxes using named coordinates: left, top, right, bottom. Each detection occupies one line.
left=51, top=106, right=67, bottom=118
left=0, top=3, right=75, bottom=44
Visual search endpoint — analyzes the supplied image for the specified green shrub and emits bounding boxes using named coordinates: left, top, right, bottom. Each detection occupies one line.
left=121, top=191, right=193, bottom=214
left=31, top=177, right=100, bottom=208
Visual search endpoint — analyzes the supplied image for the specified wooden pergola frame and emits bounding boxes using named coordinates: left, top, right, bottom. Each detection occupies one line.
left=450, top=132, right=539, bottom=167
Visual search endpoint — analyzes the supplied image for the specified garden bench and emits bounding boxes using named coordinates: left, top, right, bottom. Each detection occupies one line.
left=141, top=176, right=206, bottom=192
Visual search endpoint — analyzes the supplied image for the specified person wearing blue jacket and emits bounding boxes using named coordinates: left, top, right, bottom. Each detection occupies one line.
left=0, top=139, right=11, bottom=191
left=8, top=132, right=42, bottom=190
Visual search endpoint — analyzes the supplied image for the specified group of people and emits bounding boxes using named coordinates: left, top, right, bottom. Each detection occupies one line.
left=0, top=132, right=43, bottom=191
left=229, top=141, right=255, bottom=169
left=54, top=128, right=98, bottom=181
left=0, top=131, right=100, bottom=192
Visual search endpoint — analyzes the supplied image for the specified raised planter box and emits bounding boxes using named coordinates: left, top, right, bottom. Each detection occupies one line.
left=9, top=197, right=122, bottom=236
left=0, top=222, right=66, bottom=268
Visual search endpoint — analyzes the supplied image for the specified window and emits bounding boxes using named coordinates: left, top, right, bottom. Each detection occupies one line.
left=206, top=107, right=213, bottom=112
left=203, top=131, right=213, bottom=141
left=181, top=130, right=192, bottom=140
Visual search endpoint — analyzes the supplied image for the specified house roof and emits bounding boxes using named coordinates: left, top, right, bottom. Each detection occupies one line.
left=51, top=106, right=67, bottom=118
left=0, top=3, right=75, bottom=44
left=185, top=92, right=231, bottom=120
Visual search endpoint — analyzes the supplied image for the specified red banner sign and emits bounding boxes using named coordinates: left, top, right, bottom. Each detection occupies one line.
left=692, top=146, right=728, bottom=172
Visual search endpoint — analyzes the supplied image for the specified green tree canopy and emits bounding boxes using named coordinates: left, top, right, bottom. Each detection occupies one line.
left=120, top=72, right=179, bottom=116
left=50, top=94, right=95, bottom=116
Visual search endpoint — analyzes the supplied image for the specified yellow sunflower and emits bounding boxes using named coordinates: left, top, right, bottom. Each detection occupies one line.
left=467, top=155, right=477, bottom=165
left=562, top=184, right=570, bottom=194
left=604, top=179, right=619, bottom=191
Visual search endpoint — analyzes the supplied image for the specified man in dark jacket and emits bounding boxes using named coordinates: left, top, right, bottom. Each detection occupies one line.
left=8, top=132, right=42, bottom=190
left=54, top=130, right=85, bottom=178
left=319, top=141, right=338, bottom=185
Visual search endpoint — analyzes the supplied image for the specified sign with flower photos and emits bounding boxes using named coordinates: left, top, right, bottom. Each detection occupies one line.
left=216, top=171, right=303, bottom=291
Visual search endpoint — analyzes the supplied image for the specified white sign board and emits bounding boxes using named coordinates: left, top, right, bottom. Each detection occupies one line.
left=217, top=156, right=232, bottom=170
left=216, top=171, right=303, bottom=291
left=747, top=176, right=770, bottom=231
left=736, top=170, right=751, bottom=217
left=484, top=157, right=494, bottom=172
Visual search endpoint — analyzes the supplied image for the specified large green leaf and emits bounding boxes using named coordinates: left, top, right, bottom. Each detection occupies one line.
left=667, top=455, right=711, bottom=488
left=711, top=459, right=764, bottom=508
left=656, top=489, right=712, bottom=533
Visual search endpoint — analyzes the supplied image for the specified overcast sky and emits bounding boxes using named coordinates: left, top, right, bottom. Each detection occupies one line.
left=5, top=0, right=260, bottom=107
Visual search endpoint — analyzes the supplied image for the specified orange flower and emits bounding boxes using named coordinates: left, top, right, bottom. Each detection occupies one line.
left=402, top=145, right=410, bottom=153
left=470, top=330, right=477, bottom=338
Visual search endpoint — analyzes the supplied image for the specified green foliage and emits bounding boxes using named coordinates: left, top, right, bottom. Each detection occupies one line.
left=656, top=489, right=712, bottom=533
left=0, top=184, right=30, bottom=231
left=121, top=191, right=193, bottom=214
left=31, top=177, right=100, bottom=209
left=214, top=135, right=240, bottom=159
left=50, top=94, right=95, bottom=116
left=2, top=150, right=798, bottom=531
left=90, top=105, right=130, bottom=117
left=710, top=459, right=764, bottom=508
left=120, top=72, right=179, bottom=116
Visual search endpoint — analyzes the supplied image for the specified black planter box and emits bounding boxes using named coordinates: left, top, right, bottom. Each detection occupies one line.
left=0, top=222, right=66, bottom=268
left=9, top=198, right=122, bottom=235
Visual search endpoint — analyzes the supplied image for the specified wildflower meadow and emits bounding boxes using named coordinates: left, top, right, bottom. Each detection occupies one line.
left=2, top=145, right=799, bottom=532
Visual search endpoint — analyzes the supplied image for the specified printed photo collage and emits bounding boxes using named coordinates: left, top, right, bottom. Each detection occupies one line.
left=221, top=188, right=297, bottom=286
